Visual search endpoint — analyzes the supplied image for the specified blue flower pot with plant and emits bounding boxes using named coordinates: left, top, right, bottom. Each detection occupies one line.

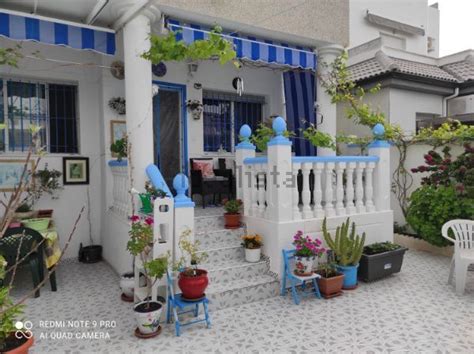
left=322, top=218, right=366, bottom=290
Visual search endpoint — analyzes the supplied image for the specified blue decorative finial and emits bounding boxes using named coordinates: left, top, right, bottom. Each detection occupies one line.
left=236, top=124, right=256, bottom=150
left=173, top=173, right=194, bottom=208
left=272, top=116, right=286, bottom=136
left=372, top=123, right=385, bottom=139
left=239, top=124, right=251, bottom=141
left=268, top=116, right=292, bottom=147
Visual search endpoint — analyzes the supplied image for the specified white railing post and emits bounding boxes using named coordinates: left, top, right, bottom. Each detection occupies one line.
left=345, top=162, right=356, bottom=215
left=313, top=162, right=325, bottom=218
left=257, top=164, right=266, bottom=217
left=368, top=124, right=391, bottom=211
left=324, top=162, right=336, bottom=217
left=108, top=160, right=130, bottom=217
left=301, top=162, right=313, bottom=219
left=292, top=162, right=302, bottom=220
left=173, top=173, right=195, bottom=260
left=266, top=117, right=293, bottom=222
left=335, top=162, right=346, bottom=216
left=235, top=125, right=256, bottom=216
left=355, top=162, right=366, bottom=213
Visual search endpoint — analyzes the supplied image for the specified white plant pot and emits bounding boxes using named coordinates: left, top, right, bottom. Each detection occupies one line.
left=134, top=301, right=163, bottom=335
left=245, top=248, right=261, bottom=263
left=294, top=256, right=315, bottom=276
left=120, top=272, right=134, bottom=297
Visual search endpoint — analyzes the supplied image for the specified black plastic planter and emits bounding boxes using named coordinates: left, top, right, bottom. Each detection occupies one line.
left=358, top=247, right=407, bottom=282
left=78, top=243, right=103, bottom=263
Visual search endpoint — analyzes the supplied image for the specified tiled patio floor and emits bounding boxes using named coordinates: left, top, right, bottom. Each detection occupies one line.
left=11, top=250, right=474, bottom=353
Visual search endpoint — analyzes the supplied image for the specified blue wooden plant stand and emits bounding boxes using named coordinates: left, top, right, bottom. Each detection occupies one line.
left=166, top=271, right=211, bottom=336
left=281, top=249, right=322, bottom=305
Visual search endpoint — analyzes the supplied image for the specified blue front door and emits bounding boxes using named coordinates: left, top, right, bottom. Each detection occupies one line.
left=152, top=81, right=187, bottom=187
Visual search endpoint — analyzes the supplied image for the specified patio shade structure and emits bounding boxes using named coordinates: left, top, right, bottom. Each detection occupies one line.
left=167, top=19, right=317, bottom=71
left=0, top=9, right=115, bottom=55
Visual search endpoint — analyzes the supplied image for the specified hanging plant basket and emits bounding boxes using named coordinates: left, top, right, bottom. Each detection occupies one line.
left=109, top=97, right=126, bottom=115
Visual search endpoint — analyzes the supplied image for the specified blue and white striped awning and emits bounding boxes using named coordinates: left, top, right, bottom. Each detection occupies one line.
left=0, top=10, right=115, bottom=55
left=168, top=19, right=316, bottom=71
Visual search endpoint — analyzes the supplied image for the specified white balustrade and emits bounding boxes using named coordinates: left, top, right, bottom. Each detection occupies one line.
left=257, top=164, right=267, bottom=217
left=324, top=162, right=336, bottom=217
left=109, top=162, right=129, bottom=217
left=250, top=165, right=259, bottom=217
left=313, top=162, right=325, bottom=218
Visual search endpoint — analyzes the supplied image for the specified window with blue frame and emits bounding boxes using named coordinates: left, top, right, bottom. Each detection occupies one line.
left=203, top=91, right=264, bottom=152
left=2, top=79, right=78, bottom=153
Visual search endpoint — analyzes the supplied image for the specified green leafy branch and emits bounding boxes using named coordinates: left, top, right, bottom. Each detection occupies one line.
left=142, top=26, right=238, bottom=67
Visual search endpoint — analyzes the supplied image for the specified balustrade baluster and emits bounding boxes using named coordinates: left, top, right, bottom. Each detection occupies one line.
left=250, top=165, right=259, bottom=216
left=355, top=162, right=366, bottom=213
left=335, top=162, right=346, bottom=216
left=302, top=163, right=313, bottom=219
left=324, top=162, right=335, bottom=217
left=313, top=162, right=325, bottom=218
left=257, top=164, right=266, bottom=217
left=365, top=162, right=376, bottom=212
left=292, top=162, right=302, bottom=220
left=345, top=162, right=356, bottom=215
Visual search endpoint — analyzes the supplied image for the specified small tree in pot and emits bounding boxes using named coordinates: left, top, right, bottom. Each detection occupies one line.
left=223, top=199, right=242, bottom=229
left=127, top=215, right=168, bottom=337
left=170, top=229, right=208, bottom=300
left=322, top=218, right=365, bottom=290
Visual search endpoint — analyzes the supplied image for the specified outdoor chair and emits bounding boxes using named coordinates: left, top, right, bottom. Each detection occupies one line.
left=0, top=227, right=57, bottom=297
left=166, top=270, right=211, bottom=336
left=441, top=219, right=474, bottom=294
left=190, top=158, right=233, bottom=208
left=281, top=249, right=321, bottom=305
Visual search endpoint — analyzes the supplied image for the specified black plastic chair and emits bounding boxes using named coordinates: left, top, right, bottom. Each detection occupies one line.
left=0, top=227, right=57, bottom=297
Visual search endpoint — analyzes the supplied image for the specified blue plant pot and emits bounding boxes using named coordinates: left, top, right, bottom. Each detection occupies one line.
left=336, top=264, right=359, bottom=289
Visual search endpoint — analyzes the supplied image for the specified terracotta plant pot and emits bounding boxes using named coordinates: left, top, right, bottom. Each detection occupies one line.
left=178, top=269, right=209, bottom=299
left=316, top=272, right=344, bottom=299
left=224, top=213, right=241, bottom=229
left=3, top=335, right=34, bottom=354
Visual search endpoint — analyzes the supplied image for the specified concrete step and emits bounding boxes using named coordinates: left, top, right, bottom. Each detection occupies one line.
left=197, top=245, right=243, bottom=264
left=206, top=258, right=269, bottom=283
left=196, top=227, right=244, bottom=250
left=195, top=215, right=226, bottom=233
left=206, top=275, right=280, bottom=311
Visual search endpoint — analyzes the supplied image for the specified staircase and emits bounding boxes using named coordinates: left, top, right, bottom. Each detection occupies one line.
left=194, top=210, right=280, bottom=311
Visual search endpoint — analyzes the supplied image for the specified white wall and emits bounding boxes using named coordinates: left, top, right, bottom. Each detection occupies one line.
left=349, top=0, right=439, bottom=57
left=0, top=37, right=115, bottom=259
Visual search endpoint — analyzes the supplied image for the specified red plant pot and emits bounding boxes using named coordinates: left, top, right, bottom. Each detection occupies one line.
left=224, top=213, right=241, bottom=229
left=178, top=269, right=209, bottom=299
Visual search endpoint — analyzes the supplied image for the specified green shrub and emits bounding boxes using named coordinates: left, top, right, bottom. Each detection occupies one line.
left=406, top=185, right=474, bottom=247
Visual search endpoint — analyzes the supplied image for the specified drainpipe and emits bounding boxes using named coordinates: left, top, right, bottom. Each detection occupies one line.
left=442, top=87, right=459, bottom=117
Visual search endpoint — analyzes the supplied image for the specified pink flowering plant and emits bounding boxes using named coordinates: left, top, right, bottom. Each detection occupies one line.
left=292, top=231, right=326, bottom=258
left=127, top=215, right=167, bottom=309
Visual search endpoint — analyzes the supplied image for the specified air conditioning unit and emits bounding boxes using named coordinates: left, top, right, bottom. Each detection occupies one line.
left=448, top=95, right=474, bottom=116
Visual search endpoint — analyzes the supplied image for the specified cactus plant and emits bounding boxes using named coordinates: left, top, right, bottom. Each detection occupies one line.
left=322, top=217, right=366, bottom=266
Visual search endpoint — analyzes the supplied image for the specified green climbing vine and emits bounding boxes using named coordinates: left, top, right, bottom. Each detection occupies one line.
left=142, top=26, right=238, bottom=66
left=0, top=45, right=22, bottom=68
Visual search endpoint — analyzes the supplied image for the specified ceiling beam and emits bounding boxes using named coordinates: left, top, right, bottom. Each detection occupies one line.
left=85, top=0, right=109, bottom=25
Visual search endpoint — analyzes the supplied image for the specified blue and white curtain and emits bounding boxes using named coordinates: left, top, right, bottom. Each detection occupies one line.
left=283, top=71, right=317, bottom=156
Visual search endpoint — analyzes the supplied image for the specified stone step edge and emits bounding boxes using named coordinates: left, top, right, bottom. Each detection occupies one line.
left=205, top=259, right=268, bottom=272
left=195, top=227, right=245, bottom=236
left=196, top=244, right=242, bottom=254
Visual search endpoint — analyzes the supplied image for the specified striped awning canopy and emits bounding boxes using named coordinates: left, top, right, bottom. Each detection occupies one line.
left=168, top=19, right=316, bottom=71
left=0, top=10, right=115, bottom=55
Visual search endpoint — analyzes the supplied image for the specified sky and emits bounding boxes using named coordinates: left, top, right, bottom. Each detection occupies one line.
left=429, top=0, right=474, bottom=56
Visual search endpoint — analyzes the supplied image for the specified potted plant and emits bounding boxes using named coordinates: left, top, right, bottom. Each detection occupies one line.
left=110, top=136, right=127, bottom=161
left=322, top=218, right=365, bottom=290
left=359, top=242, right=407, bottom=282
left=119, top=271, right=135, bottom=301
left=223, top=199, right=242, bottom=229
left=186, top=99, right=203, bottom=120
left=292, top=230, right=325, bottom=276
left=1, top=257, right=35, bottom=354
left=241, top=234, right=263, bottom=262
left=316, top=260, right=345, bottom=299
left=170, top=229, right=208, bottom=300
left=127, top=215, right=168, bottom=337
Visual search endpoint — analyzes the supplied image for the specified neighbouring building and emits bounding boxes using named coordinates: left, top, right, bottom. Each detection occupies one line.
left=341, top=0, right=474, bottom=224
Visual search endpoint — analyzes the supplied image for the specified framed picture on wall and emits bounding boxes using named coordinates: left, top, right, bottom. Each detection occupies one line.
left=110, top=120, right=127, bottom=157
left=0, top=159, right=35, bottom=191
left=63, top=157, right=89, bottom=185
